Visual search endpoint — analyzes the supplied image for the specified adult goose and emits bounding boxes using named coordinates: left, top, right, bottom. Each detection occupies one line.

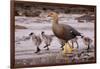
left=48, top=12, right=82, bottom=53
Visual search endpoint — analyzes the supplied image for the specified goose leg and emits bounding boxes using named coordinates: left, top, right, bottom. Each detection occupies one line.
left=68, top=42, right=72, bottom=48
left=59, top=39, right=65, bottom=50
left=71, top=41, right=74, bottom=48
left=61, top=44, right=64, bottom=50
left=35, top=46, right=41, bottom=53
left=76, top=41, right=79, bottom=49
left=60, top=42, right=65, bottom=50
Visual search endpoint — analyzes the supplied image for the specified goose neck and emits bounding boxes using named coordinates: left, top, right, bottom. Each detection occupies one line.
left=52, top=16, right=58, bottom=24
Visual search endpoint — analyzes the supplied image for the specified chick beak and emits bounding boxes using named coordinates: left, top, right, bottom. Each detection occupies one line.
left=47, top=13, right=52, bottom=17
left=47, top=14, right=50, bottom=17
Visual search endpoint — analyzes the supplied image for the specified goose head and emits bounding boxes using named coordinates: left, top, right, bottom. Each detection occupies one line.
left=48, top=12, right=58, bottom=17
left=48, top=12, right=59, bottom=24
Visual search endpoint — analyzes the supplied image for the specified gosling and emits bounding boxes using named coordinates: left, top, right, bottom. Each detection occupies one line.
left=82, top=36, right=93, bottom=50
left=29, top=32, right=42, bottom=53
left=41, top=31, right=53, bottom=50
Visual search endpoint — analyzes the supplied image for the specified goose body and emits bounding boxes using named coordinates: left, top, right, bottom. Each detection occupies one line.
left=53, top=23, right=81, bottom=42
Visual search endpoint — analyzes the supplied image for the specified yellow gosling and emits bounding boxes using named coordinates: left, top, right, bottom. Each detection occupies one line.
left=62, top=42, right=78, bottom=64
left=62, top=43, right=73, bottom=54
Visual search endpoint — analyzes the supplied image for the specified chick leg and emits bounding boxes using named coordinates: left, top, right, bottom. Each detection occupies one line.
left=44, top=44, right=50, bottom=50
left=35, top=46, right=41, bottom=53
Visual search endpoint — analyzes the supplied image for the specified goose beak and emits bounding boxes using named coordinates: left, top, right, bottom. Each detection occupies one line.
left=47, top=12, right=53, bottom=17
